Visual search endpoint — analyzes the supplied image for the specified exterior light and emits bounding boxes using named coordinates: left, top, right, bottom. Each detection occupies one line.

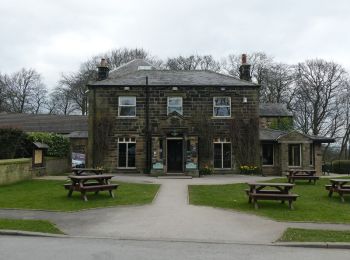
left=242, top=97, right=248, bottom=103
left=124, top=86, right=130, bottom=91
left=220, top=87, right=226, bottom=91
left=172, top=87, right=178, bottom=91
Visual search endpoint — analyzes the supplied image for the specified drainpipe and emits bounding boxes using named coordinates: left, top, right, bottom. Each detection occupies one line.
left=145, top=76, right=151, bottom=173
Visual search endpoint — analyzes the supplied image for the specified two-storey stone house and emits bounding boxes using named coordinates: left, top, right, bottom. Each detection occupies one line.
left=87, top=57, right=334, bottom=176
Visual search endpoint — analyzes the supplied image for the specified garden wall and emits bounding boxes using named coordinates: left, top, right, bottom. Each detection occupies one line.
left=0, top=157, right=71, bottom=185
left=0, top=158, right=32, bottom=185
left=45, top=157, right=71, bottom=175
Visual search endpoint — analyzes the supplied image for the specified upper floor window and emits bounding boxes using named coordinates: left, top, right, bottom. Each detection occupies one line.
left=167, top=97, right=183, bottom=115
left=213, top=97, right=231, bottom=117
left=118, top=96, right=136, bottom=117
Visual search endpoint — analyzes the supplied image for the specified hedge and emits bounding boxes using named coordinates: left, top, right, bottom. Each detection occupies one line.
left=0, top=128, right=31, bottom=159
left=323, top=160, right=350, bottom=174
left=27, top=132, right=70, bottom=158
left=0, top=128, right=71, bottom=159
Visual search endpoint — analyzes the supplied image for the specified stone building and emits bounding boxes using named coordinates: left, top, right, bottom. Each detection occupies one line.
left=87, top=57, right=334, bottom=176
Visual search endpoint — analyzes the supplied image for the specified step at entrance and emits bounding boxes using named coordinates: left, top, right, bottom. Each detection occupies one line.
left=158, top=176, right=193, bottom=179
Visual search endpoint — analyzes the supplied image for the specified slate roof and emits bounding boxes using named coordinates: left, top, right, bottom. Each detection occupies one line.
left=66, top=131, right=88, bottom=138
left=259, top=128, right=335, bottom=143
left=0, top=113, right=88, bottom=134
left=90, top=59, right=257, bottom=87
left=259, top=128, right=287, bottom=141
left=259, top=103, right=293, bottom=117
left=108, top=59, right=157, bottom=78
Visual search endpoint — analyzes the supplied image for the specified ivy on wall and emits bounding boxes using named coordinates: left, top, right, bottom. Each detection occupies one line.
left=27, top=132, right=70, bottom=158
left=269, top=117, right=294, bottom=131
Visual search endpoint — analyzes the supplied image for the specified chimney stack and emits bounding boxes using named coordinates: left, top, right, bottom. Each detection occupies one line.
left=97, top=58, right=110, bottom=81
left=239, top=54, right=251, bottom=81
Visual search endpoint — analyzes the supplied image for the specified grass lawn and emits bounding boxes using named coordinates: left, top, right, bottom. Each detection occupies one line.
left=279, top=228, right=350, bottom=242
left=189, top=178, right=350, bottom=223
left=0, top=180, right=160, bottom=212
left=0, top=218, right=63, bottom=234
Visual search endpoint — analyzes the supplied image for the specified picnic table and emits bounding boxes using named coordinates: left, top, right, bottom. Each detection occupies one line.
left=326, top=179, right=350, bottom=202
left=65, top=174, right=118, bottom=201
left=287, top=169, right=319, bottom=184
left=246, top=182, right=299, bottom=209
left=72, top=168, right=104, bottom=176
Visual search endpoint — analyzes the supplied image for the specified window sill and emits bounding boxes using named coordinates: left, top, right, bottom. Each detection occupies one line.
left=211, top=117, right=232, bottom=120
left=117, top=117, right=138, bottom=120
left=262, top=165, right=275, bottom=167
left=117, top=167, right=137, bottom=169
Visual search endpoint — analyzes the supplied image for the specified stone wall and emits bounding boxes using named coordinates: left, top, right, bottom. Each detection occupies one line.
left=88, top=85, right=260, bottom=173
left=46, top=157, right=71, bottom=175
left=0, top=158, right=32, bottom=185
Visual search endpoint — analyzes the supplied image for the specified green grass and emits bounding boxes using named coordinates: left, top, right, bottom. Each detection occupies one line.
left=0, top=218, right=63, bottom=234
left=0, top=180, right=160, bottom=211
left=279, top=228, right=350, bottom=242
left=189, top=178, right=350, bottom=223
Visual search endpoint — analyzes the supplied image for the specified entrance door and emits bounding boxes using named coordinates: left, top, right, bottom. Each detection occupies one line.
left=167, top=139, right=183, bottom=172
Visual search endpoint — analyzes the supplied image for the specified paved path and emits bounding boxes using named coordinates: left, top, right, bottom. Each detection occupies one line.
left=1, top=174, right=350, bottom=244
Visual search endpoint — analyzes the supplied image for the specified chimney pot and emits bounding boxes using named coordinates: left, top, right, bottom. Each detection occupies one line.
left=97, top=58, right=110, bottom=81
left=241, top=54, right=247, bottom=64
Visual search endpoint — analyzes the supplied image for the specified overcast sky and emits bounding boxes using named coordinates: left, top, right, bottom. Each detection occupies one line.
left=1, top=0, right=350, bottom=88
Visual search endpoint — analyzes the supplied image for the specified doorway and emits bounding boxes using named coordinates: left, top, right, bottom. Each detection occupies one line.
left=167, top=139, right=183, bottom=172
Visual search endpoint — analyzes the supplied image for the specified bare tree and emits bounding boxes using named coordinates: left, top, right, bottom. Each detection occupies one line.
left=292, top=59, right=347, bottom=136
left=222, top=52, right=274, bottom=84
left=165, top=55, right=220, bottom=71
left=47, top=87, right=77, bottom=115
left=2, top=68, right=47, bottom=113
left=259, top=63, right=295, bottom=105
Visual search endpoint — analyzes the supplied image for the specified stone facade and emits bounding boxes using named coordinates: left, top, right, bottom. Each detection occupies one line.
left=88, top=85, right=260, bottom=175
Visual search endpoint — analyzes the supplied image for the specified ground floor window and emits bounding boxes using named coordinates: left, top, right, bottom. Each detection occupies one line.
left=309, top=143, right=314, bottom=166
left=118, top=137, right=136, bottom=168
left=288, top=144, right=301, bottom=166
left=262, top=143, right=274, bottom=166
left=213, top=138, right=231, bottom=169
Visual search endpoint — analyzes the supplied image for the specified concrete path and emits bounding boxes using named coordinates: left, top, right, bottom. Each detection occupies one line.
left=1, top=174, right=350, bottom=244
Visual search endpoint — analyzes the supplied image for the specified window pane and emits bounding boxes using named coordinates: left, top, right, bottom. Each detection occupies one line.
left=214, top=107, right=230, bottom=117
left=294, top=145, right=300, bottom=166
left=168, top=106, right=183, bottom=115
left=168, top=97, right=182, bottom=106
left=288, top=144, right=300, bottom=166
left=128, top=143, right=136, bottom=167
left=223, top=143, right=231, bottom=168
left=120, top=107, right=136, bottom=116
left=214, top=97, right=230, bottom=106
left=309, top=144, right=314, bottom=165
left=118, top=143, right=127, bottom=167
left=120, top=97, right=136, bottom=106
left=262, top=144, right=274, bottom=165
left=214, top=143, right=222, bottom=168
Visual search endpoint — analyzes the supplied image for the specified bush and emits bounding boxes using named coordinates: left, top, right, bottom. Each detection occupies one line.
left=240, top=165, right=260, bottom=175
left=27, top=132, right=70, bottom=158
left=199, top=165, right=213, bottom=175
left=0, top=128, right=31, bottom=159
left=331, top=160, right=350, bottom=175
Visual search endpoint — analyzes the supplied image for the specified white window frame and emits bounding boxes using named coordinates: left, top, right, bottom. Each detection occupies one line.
left=262, top=143, right=274, bottom=166
left=288, top=144, right=302, bottom=167
left=213, top=97, right=231, bottom=118
left=117, top=137, right=136, bottom=169
left=118, top=96, right=136, bottom=117
left=167, top=96, right=183, bottom=115
left=213, top=138, right=232, bottom=169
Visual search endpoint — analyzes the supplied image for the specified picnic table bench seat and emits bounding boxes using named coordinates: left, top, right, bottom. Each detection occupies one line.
left=287, top=170, right=319, bottom=184
left=326, top=179, right=350, bottom=202
left=65, top=174, right=117, bottom=201
left=248, top=193, right=299, bottom=210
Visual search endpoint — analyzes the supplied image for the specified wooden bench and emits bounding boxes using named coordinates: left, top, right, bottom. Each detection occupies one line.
left=66, top=174, right=117, bottom=201
left=326, top=179, right=350, bottom=202
left=287, top=170, right=319, bottom=184
left=249, top=193, right=299, bottom=210
left=246, top=182, right=298, bottom=210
